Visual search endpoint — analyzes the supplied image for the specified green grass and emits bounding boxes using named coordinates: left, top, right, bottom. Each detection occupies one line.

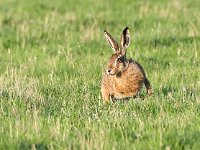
left=0, top=0, right=200, bottom=149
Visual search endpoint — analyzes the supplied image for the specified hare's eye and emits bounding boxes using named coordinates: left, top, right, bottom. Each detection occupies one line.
left=117, top=57, right=122, bottom=62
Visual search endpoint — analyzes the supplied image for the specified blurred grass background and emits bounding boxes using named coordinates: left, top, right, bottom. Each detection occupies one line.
left=0, top=0, right=200, bottom=149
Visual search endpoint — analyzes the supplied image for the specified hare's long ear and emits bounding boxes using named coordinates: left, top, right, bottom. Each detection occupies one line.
left=120, top=27, right=130, bottom=55
left=104, top=30, right=120, bottom=53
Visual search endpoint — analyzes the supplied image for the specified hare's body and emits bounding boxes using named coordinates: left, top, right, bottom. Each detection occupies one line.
left=101, top=57, right=151, bottom=100
left=101, top=27, right=152, bottom=102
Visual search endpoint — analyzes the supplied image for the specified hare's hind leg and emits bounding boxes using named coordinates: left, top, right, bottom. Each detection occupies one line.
left=144, top=78, right=153, bottom=96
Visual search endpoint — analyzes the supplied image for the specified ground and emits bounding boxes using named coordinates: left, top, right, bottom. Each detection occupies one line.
left=0, top=0, right=200, bottom=149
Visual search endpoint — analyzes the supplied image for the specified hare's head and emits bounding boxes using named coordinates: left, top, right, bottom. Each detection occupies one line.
left=104, top=27, right=130, bottom=76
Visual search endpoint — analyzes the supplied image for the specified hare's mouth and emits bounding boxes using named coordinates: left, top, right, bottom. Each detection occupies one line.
left=107, top=72, right=115, bottom=76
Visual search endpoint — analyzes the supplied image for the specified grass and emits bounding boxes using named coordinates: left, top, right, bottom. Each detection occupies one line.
left=0, top=0, right=200, bottom=149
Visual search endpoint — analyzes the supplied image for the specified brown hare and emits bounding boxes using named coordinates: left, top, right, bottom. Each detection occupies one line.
left=101, top=27, right=152, bottom=102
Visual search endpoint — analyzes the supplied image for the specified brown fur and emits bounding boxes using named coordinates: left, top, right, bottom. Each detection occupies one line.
left=101, top=27, right=152, bottom=102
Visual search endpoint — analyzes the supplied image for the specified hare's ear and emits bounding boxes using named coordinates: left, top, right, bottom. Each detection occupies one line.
left=120, top=27, right=130, bottom=55
left=104, top=30, right=120, bottom=53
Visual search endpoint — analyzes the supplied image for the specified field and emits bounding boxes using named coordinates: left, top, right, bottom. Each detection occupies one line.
left=0, top=0, right=200, bottom=149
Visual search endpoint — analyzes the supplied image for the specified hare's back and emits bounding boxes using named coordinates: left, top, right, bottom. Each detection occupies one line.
left=127, top=60, right=145, bottom=80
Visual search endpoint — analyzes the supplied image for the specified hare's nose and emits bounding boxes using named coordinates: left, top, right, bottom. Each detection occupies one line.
left=107, top=70, right=111, bottom=73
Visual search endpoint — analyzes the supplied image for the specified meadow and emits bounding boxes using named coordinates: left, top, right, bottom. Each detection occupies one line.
left=0, top=0, right=200, bottom=149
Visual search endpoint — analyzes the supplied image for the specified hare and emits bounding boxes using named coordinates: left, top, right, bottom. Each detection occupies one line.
left=101, top=27, right=152, bottom=102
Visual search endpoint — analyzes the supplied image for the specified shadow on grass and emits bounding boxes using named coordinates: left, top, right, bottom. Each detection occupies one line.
left=104, top=93, right=152, bottom=104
